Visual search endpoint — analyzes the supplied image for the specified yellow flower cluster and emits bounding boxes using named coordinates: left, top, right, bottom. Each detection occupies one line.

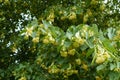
left=36, top=56, right=42, bottom=65
left=114, top=30, right=120, bottom=40
left=18, top=76, right=27, bottom=80
left=81, top=63, right=88, bottom=71
left=47, top=12, right=55, bottom=22
left=99, top=4, right=106, bottom=11
left=64, top=69, right=78, bottom=76
left=72, top=32, right=85, bottom=48
left=32, top=37, right=39, bottom=43
left=60, top=51, right=68, bottom=57
left=43, top=36, right=55, bottom=45
left=48, top=63, right=60, bottom=74
left=75, top=59, right=81, bottom=65
left=60, top=10, right=77, bottom=21
left=90, top=0, right=98, bottom=5
left=68, top=49, right=76, bottom=56
left=95, top=76, right=102, bottom=80
left=95, top=46, right=110, bottom=64
left=68, top=12, right=77, bottom=20
left=60, top=48, right=76, bottom=57
left=26, top=27, right=33, bottom=36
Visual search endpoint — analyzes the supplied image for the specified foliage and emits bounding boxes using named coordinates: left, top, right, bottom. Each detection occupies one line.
left=0, top=0, right=120, bottom=80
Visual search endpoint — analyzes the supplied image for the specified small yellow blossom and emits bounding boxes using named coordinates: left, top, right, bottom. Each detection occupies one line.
left=86, top=9, right=92, bottom=16
left=47, top=12, right=55, bottom=22
left=81, top=64, right=88, bottom=71
left=69, top=12, right=76, bottom=20
left=60, top=51, right=68, bottom=57
left=95, top=76, right=102, bottom=80
left=75, top=59, right=81, bottom=65
left=61, top=16, right=67, bottom=21
left=18, top=76, right=27, bottom=80
left=32, top=37, right=39, bottom=43
left=72, top=6, right=77, bottom=11
left=49, top=36, right=55, bottom=44
left=26, top=27, right=33, bottom=36
left=96, top=56, right=105, bottom=64
left=83, top=14, right=88, bottom=23
left=68, top=49, right=76, bottom=56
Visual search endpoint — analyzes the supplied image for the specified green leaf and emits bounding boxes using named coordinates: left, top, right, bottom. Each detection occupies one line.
left=64, top=40, right=72, bottom=48
left=42, top=20, right=51, bottom=29
left=98, top=30, right=105, bottom=41
left=66, top=25, right=77, bottom=35
left=1, top=73, right=4, bottom=77
left=86, top=48, right=94, bottom=58
left=91, top=24, right=98, bottom=36
left=80, top=44, right=88, bottom=51
left=107, top=27, right=115, bottom=40
left=96, top=64, right=106, bottom=71
left=110, top=63, right=116, bottom=70
left=62, top=63, right=69, bottom=69
left=31, top=19, right=38, bottom=26
left=116, top=61, right=120, bottom=69
left=108, top=71, right=120, bottom=80
left=102, top=39, right=117, bottom=53
left=86, top=37, right=94, bottom=48
left=66, top=32, right=73, bottom=40
left=31, top=32, right=36, bottom=38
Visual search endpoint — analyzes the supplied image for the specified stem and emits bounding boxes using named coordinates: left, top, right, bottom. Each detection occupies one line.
left=91, top=45, right=97, bottom=65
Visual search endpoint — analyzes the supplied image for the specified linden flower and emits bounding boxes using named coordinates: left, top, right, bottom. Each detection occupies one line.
left=36, top=57, right=42, bottom=65
left=32, top=37, right=39, bottom=43
left=61, top=39, right=65, bottom=45
left=75, top=32, right=85, bottom=44
left=73, top=41, right=80, bottom=48
left=82, top=25, right=88, bottom=31
left=69, top=12, right=76, bottom=20
left=49, top=36, right=55, bottom=44
left=60, top=51, right=68, bottom=57
left=72, top=70, right=78, bottom=74
left=75, top=37, right=85, bottom=45
left=60, top=16, right=67, bottom=21
left=26, top=27, right=33, bottom=36
left=4, top=0, right=10, bottom=4
left=18, top=76, right=27, bottom=80
left=66, top=70, right=73, bottom=76
left=103, top=51, right=110, bottom=59
left=81, top=32, right=86, bottom=38
left=43, top=38, right=49, bottom=44
left=91, top=0, right=98, bottom=5
left=47, top=12, right=55, bottom=22
left=68, top=49, right=76, bottom=56
left=100, top=4, right=106, bottom=11
left=87, top=9, right=92, bottom=16
left=81, top=64, right=88, bottom=71
left=48, top=68, right=60, bottom=74
left=89, top=30, right=94, bottom=36
left=39, top=24, right=44, bottom=28
left=72, top=6, right=77, bottom=11
left=75, top=59, right=81, bottom=65
left=95, top=76, right=102, bottom=80
left=59, top=11, right=63, bottom=15
left=114, top=68, right=120, bottom=72
left=83, top=14, right=88, bottom=23
left=116, top=30, right=120, bottom=36
left=95, top=56, right=106, bottom=64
